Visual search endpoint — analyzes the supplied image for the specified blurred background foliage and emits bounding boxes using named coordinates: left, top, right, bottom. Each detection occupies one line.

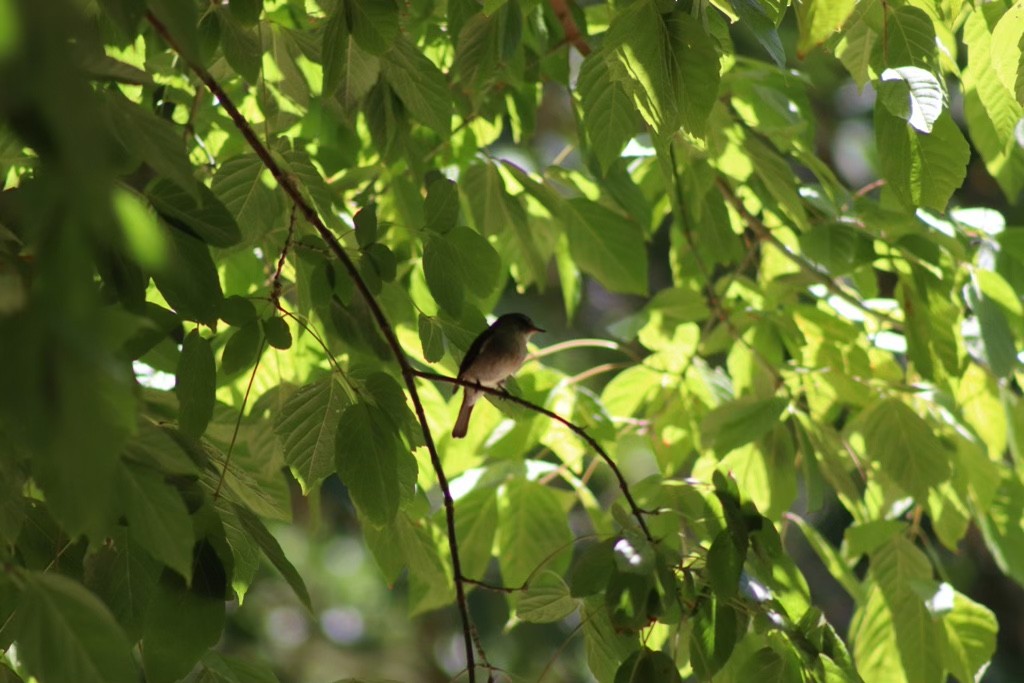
left=1, top=0, right=1024, bottom=682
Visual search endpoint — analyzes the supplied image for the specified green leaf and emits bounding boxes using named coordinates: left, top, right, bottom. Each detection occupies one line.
left=569, top=540, right=616, bottom=597
left=217, top=9, right=261, bottom=83
left=707, top=530, right=743, bottom=598
left=146, top=0, right=201, bottom=65
left=851, top=398, right=951, bottom=500
left=151, top=226, right=224, bottom=326
left=608, top=3, right=720, bottom=136
left=142, top=563, right=226, bottom=683
left=879, top=66, right=945, bottom=134
left=279, top=149, right=344, bottom=231
left=452, top=9, right=507, bottom=92
left=615, top=647, right=682, bottom=683
left=335, top=401, right=405, bottom=526
left=730, top=0, right=786, bottom=67
left=977, top=470, right=1024, bottom=584
left=198, top=652, right=281, bottom=683
left=700, top=397, right=788, bottom=456
left=461, top=163, right=547, bottom=288
left=398, top=513, right=454, bottom=616
left=517, top=571, right=575, bottom=623
left=497, top=480, right=573, bottom=587
left=875, top=107, right=969, bottom=212
left=577, top=49, right=641, bottom=173
left=347, top=0, right=399, bottom=55
left=882, top=5, right=937, bottom=71
left=453, top=486, right=498, bottom=580
left=229, top=0, right=261, bottom=25
left=799, top=222, right=875, bottom=275
left=333, top=28, right=381, bottom=107
left=735, top=647, right=794, bottom=683
left=211, top=155, right=283, bottom=243
left=690, top=597, right=741, bottom=680
left=232, top=503, right=312, bottom=612
left=941, top=591, right=998, bottom=683
left=851, top=537, right=943, bottom=683
left=417, top=314, right=445, bottom=363
left=562, top=198, right=647, bottom=296
left=422, top=226, right=501, bottom=316
left=215, top=502, right=260, bottom=601
left=273, top=377, right=349, bottom=493
left=788, top=514, right=864, bottom=602
left=380, top=38, right=452, bottom=135
left=835, top=2, right=879, bottom=87
left=423, top=176, right=459, bottom=233
left=582, top=596, right=638, bottom=683
left=221, top=296, right=258, bottom=327
left=962, top=9, right=1024, bottom=201
left=118, top=463, right=195, bottom=581
left=967, top=276, right=1018, bottom=377
left=261, top=316, right=291, bottom=350
left=112, top=187, right=168, bottom=271
left=97, top=0, right=146, bottom=40
left=354, top=204, right=377, bottom=247
left=106, top=91, right=196, bottom=195
left=176, top=330, right=215, bottom=438
left=202, top=445, right=292, bottom=523
left=991, top=3, right=1024, bottom=105
left=15, top=572, right=136, bottom=683
left=795, top=0, right=856, bottom=57
left=123, top=423, right=203, bottom=476
left=84, top=528, right=162, bottom=640
left=220, top=321, right=262, bottom=376
left=321, top=4, right=349, bottom=96
left=745, top=134, right=809, bottom=229
left=147, top=178, right=242, bottom=248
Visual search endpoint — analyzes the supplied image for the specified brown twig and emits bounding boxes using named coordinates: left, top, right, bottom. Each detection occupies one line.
left=414, top=370, right=655, bottom=542
left=271, top=204, right=297, bottom=307
left=144, top=12, right=479, bottom=679
left=549, top=0, right=591, bottom=56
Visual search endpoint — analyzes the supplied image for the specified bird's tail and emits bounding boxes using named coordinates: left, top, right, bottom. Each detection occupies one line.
left=452, top=396, right=474, bottom=439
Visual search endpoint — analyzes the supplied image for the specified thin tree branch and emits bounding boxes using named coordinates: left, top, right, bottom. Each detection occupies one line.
left=270, top=204, right=297, bottom=307
left=414, top=370, right=655, bottom=542
left=144, top=13, right=478, bottom=679
left=213, top=338, right=266, bottom=500
left=716, top=178, right=903, bottom=330
left=549, top=0, right=591, bottom=56
left=529, top=337, right=643, bottom=363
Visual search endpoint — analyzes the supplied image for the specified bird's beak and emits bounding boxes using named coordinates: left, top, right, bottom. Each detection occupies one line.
left=529, top=325, right=545, bottom=334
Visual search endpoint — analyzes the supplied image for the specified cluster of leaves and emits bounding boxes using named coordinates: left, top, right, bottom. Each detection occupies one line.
left=0, top=0, right=1022, bottom=682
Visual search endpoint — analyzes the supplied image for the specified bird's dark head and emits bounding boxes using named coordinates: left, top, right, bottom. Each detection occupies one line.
left=495, top=313, right=544, bottom=336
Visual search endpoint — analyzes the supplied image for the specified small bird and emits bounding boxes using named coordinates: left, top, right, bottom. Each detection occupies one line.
left=451, top=313, right=544, bottom=439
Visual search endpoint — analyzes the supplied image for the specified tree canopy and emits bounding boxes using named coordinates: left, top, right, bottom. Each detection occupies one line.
left=1, top=0, right=1023, bottom=682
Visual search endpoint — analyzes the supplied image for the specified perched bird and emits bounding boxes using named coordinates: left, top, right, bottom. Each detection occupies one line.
left=451, top=313, right=544, bottom=439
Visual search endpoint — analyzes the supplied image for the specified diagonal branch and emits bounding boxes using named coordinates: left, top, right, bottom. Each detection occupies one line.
left=549, top=0, right=591, bottom=56
left=716, top=178, right=903, bottom=330
left=143, top=12, right=479, bottom=680
left=414, top=370, right=655, bottom=542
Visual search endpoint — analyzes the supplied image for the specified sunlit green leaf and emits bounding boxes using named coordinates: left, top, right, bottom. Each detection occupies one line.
left=497, top=480, right=573, bottom=587
left=232, top=503, right=312, bottom=612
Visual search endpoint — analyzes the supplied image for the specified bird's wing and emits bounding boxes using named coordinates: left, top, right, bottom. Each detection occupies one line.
left=456, top=323, right=497, bottom=384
